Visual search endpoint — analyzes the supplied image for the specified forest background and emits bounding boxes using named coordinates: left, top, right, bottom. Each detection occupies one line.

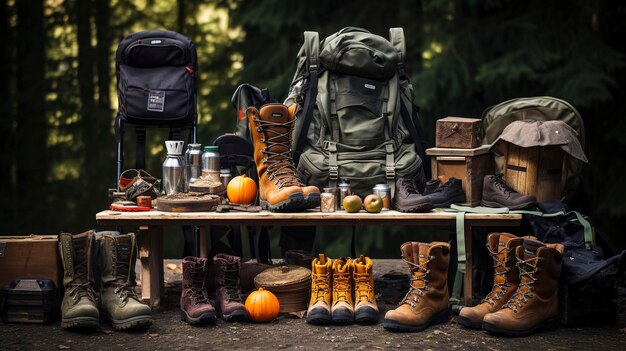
left=2, top=0, right=626, bottom=257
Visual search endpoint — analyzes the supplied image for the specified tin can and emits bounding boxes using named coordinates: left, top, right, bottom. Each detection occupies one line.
left=136, top=195, right=152, bottom=208
left=220, top=169, right=232, bottom=189
left=323, top=187, right=339, bottom=211
left=338, top=179, right=352, bottom=210
left=372, top=184, right=391, bottom=210
left=201, top=145, right=221, bottom=172
left=320, top=192, right=336, bottom=212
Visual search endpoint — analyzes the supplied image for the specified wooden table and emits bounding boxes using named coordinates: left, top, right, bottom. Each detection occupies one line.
left=96, top=209, right=521, bottom=307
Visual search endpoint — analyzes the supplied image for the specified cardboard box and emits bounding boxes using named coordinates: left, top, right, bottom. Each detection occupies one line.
left=502, top=143, right=568, bottom=202
left=426, top=145, right=494, bottom=207
left=436, top=116, right=482, bottom=149
left=0, top=235, right=61, bottom=289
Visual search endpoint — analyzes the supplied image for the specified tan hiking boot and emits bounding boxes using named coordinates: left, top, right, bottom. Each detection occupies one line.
left=98, top=233, right=153, bottom=330
left=247, top=103, right=320, bottom=211
left=353, top=255, right=379, bottom=324
left=331, top=257, right=355, bottom=325
left=306, top=254, right=332, bottom=325
left=458, top=233, right=525, bottom=328
left=483, top=239, right=564, bottom=336
left=59, top=231, right=100, bottom=330
left=383, top=242, right=450, bottom=332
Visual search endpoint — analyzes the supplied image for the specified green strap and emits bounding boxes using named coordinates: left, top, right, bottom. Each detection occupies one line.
left=327, top=141, right=338, bottom=187
left=455, top=211, right=466, bottom=263
left=303, top=31, right=319, bottom=71
left=389, top=28, right=406, bottom=61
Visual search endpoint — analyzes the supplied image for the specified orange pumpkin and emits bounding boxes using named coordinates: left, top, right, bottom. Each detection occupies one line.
left=245, top=288, right=280, bottom=322
left=227, top=174, right=257, bottom=205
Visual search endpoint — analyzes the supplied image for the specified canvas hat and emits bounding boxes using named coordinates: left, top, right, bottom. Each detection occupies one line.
left=491, top=120, right=588, bottom=163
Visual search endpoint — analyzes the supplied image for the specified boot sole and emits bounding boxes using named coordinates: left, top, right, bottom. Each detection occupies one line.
left=61, top=316, right=100, bottom=330
left=306, top=308, right=332, bottom=325
left=430, top=195, right=467, bottom=209
left=105, top=313, right=153, bottom=330
left=221, top=309, right=248, bottom=322
left=457, top=315, right=483, bottom=329
left=355, top=307, right=379, bottom=325
left=394, top=201, right=434, bottom=213
left=180, top=309, right=217, bottom=325
left=262, top=193, right=319, bottom=212
left=481, top=200, right=537, bottom=210
left=482, top=314, right=560, bottom=337
left=383, top=308, right=449, bottom=332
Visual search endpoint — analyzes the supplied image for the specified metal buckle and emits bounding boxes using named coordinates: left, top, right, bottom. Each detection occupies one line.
left=385, top=166, right=395, bottom=180
left=329, top=166, right=339, bottom=180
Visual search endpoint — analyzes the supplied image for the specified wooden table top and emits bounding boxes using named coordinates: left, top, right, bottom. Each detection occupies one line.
left=96, top=209, right=522, bottom=227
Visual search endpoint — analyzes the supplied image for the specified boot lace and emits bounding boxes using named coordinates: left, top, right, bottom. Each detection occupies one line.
left=354, top=273, right=373, bottom=303
left=401, top=255, right=434, bottom=308
left=189, top=265, right=210, bottom=305
left=492, top=174, right=515, bottom=194
left=311, top=272, right=330, bottom=303
left=254, top=117, right=302, bottom=188
left=221, top=265, right=242, bottom=303
left=333, top=271, right=352, bottom=304
left=399, top=178, right=419, bottom=194
left=482, top=244, right=511, bottom=305
left=111, top=237, right=141, bottom=304
left=68, top=243, right=96, bottom=305
left=503, top=256, right=543, bottom=313
left=433, top=178, right=454, bottom=193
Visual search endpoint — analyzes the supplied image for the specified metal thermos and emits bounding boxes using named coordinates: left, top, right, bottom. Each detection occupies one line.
left=220, top=169, right=232, bottom=189
left=202, top=146, right=221, bottom=175
left=338, top=179, right=352, bottom=210
left=185, top=143, right=203, bottom=183
left=162, top=140, right=188, bottom=195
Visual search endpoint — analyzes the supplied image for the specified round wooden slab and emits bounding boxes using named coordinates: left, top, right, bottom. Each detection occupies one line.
left=156, top=193, right=220, bottom=212
left=254, top=265, right=311, bottom=288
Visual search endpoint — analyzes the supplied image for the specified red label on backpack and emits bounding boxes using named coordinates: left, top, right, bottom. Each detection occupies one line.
left=238, top=108, right=244, bottom=121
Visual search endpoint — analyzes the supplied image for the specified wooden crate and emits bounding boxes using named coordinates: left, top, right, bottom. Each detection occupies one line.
left=502, top=142, right=568, bottom=202
left=426, top=145, right=493, bottom=207
left=0, top=235, right=61, bottom=289
left=436, top=116, right=482, bottom=149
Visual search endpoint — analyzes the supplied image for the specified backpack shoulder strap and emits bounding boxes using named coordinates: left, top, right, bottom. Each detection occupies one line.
left=389, top=28, right=406, bottom=61
left=293, top=31, right=320, bottom=166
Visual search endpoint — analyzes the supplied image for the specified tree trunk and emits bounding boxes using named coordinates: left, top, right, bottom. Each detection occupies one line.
left=95, top=0, right=111, bottom=109
left=178, top=0, right=186, bottom=33
left=0, top=0, right=15, bottom=230
left=15, top=0, right=46, bottom=232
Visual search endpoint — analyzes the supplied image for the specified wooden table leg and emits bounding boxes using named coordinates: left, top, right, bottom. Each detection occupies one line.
left=463, top=224, right=473, bottom=307
left=138, top=225, right=164, bottom=307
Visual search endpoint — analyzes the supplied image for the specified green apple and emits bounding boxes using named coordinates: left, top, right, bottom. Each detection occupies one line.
left=342, top=194, right=362, bottom=213
left=363, top=194, right=383, bottom=213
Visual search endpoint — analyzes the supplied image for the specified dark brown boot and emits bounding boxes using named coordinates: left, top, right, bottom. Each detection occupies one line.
left=383, top=242, right=450, bottom=332
left=458, top=233, right=524, bottom=328
left=247, top=103, right=320, bottom=211
left=483, top=240, right=564, bottom=336
left=214, top=254, right=247, bottom=322
left=180, top=256, right=216, bottom=325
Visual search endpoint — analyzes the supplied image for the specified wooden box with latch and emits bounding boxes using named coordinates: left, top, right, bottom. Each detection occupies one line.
left=0, top=235, right=61, bottom=289
left=436, top=116, right=482, bottom=149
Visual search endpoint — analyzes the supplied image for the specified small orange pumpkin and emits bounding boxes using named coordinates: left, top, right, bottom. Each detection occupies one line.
left=245, top=288, right=280, bottom=322
left=227, top=174, right=257, bottom=205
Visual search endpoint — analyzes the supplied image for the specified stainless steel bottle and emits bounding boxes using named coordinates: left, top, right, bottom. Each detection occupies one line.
left=185, top=143, right=203, bottom=183
left=162, top=140, right=188, bottom=195
left=201, top=145, right=221, bottom=175
left=338, top=179, right=352, bottom=210
left=220, top=169, right=232, bottom=189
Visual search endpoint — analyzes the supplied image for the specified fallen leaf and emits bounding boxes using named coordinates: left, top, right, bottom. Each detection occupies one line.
left=101, top=329, right=114, bottom=334
left=58, top=345, right=70, bottom=350
left=148, top=333, right=160, bottom=337
left=166, top=263, right=177, bottom=270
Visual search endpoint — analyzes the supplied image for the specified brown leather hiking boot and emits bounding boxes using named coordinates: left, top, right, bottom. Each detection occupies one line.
left=331, top=257, right=355, bottom=325
left=353, top=255, right=379, bottom=324
left=483, top=239, right=564, bottom=336
left=98, top=233, right=153, bottom=330
left=180, top=256, right=216, bottom=325
left=458, top=233, right=525, bottom=328
left=306, top=254, right=332, bottom=325
left=213, top=254, right=247, bottom=322
left=247, top=103, right=320, bottom=211
left=383, top=242, right=450, bottom=332
left=59, top=231, right=99, bottom=330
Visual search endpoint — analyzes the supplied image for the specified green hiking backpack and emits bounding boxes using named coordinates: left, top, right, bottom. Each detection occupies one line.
left=285, top=27, right=429, bottom=197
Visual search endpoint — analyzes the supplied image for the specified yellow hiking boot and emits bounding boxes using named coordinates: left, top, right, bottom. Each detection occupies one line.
left=331, top=257, right=355, bottom=325
left=306, top=254, right=332, bottom=325
left=353, top=255, right=379, bottom=324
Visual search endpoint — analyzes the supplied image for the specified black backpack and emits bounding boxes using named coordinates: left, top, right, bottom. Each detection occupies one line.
left=114, top=30, right=198, bottom=176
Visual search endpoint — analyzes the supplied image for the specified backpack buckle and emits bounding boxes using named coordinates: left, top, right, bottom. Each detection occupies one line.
left=385, top=166, right=396, bottom=180
left=329, top=166, right=339, bottom=180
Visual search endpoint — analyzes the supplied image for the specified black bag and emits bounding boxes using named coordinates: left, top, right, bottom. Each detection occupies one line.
left=115, top=30, right=197, bottom=127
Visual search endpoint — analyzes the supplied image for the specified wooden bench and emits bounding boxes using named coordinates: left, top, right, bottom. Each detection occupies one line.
left=96, top=209, right=521, bottom=307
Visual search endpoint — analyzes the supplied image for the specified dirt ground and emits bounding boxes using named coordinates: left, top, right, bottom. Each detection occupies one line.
left=2, top=260, right=625, bottom=351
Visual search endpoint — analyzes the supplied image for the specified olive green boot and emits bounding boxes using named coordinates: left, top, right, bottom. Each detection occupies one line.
left=98, top=232, right=153, bottom=330
left=59, top=231, right=100, bottom=329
